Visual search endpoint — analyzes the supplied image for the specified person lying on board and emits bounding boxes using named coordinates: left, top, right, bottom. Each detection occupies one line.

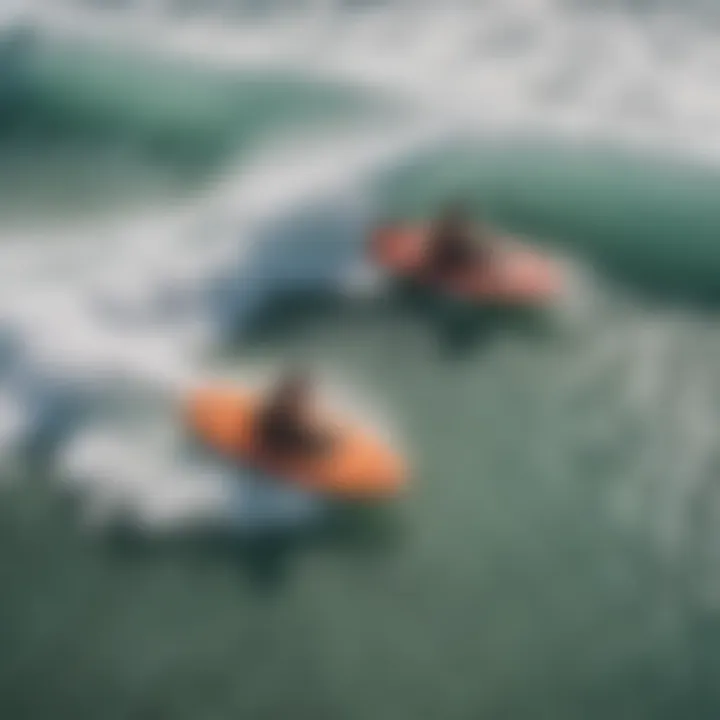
left=426, top=204, right=493, bottom=275
left=256, top=370, right=334, bottom=458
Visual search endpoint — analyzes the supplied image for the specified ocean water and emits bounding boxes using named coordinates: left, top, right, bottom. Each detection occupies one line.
left=3, top=1, right=720, bottom=718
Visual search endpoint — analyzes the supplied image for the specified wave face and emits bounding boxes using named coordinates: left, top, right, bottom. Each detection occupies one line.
left=2, top=5, right=720, bottom=716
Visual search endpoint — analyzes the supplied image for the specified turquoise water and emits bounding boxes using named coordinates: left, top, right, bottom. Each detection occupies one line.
left=3, top=6, right=720, bottom=719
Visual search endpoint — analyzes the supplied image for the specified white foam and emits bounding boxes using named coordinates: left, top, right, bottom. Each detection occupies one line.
left=0, top=118, right=431, bottom=532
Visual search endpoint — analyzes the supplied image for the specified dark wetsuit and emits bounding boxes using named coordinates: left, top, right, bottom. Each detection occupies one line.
left=257, top=405, right=331, bottom=457
left=429, top=221, right=478, bottom=274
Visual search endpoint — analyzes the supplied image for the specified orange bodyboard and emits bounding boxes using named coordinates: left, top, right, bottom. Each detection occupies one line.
left=370, top=224, right=561, bottom=304
left=186, top=387, right=407, bottom=499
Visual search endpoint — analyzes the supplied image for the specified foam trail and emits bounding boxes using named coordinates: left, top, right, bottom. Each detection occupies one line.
left=60, top=426, right=327, bottom=534
left=0, top=117, right=443, bottom=532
